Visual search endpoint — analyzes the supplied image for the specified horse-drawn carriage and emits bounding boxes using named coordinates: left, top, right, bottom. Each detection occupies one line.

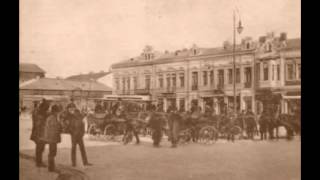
left=85, top=95, right=152, bottom=143
left=173, top=111, right=245, bottom=144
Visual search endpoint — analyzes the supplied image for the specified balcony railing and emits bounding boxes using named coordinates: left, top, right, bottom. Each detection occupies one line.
left=134, top=88, right=150, bottom=95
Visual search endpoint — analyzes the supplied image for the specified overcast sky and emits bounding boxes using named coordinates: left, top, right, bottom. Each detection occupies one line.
left=20, top=0, right=300, bottom=78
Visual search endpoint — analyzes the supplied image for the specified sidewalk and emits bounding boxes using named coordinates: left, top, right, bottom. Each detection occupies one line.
left=20, top=158, right=58, bottom=180
left=20, top=153, right=89, bottom=180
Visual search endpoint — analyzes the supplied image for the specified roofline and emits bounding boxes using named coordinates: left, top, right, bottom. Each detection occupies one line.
left=112, top=49, right=255, bottom=69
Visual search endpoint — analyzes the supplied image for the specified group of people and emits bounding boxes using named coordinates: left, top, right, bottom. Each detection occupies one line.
left=30, top=98, right=92, bottom=173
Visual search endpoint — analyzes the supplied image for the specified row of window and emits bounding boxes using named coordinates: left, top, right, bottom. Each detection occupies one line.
left=115, top=67, right=253, bottom=91
left=255, top=61, right=300, bottom=82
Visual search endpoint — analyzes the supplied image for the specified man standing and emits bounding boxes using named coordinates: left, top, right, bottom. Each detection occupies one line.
left=66, top=98, right=77, bottom=110
left=30, top=100, right=46, bottom=167
left=167, top=105, right=181, bottom=148
left=69, top=109, right=92, bottom=167
left=40, top=105, right=62, bottom=172
left=148, top=105, right=164, bottom=147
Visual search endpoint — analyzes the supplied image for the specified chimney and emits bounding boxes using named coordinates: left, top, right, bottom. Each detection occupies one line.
left=259, top=36, right=266, bottom=43
left=280, top=32, right=287, bottom=41
left=223, top=40, right=231, bottom=49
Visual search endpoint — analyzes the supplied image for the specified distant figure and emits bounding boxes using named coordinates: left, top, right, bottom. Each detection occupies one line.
left=148, top=106, right=165, bottom=147
left=66, top=98, right=77, bottom=110
left=167, top=105, right=181, bottom=148
left=94, top=101, right=103, bottom=113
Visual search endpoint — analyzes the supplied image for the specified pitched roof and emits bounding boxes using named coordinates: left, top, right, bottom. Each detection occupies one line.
left=111, top=45, right=253, bottom=69
left=20, top=78, right=112, bottom=92
left=111, top=37, right=300, bottom=69
left=19, top=63, right=45, bottom=73
left=65, top=71, right=110, bottom=81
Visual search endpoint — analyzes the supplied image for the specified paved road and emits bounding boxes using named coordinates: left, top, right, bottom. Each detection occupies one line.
left=20, top=113, right=300, bottom=180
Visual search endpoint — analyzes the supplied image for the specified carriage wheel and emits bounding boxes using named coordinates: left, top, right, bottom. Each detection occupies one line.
left=198, top=126, right=218, bottom=144
left=104, top=124, right=117, bottom=140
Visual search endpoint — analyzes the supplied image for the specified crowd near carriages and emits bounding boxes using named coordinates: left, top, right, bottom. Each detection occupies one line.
left=27, top=94, right=300, bottom=172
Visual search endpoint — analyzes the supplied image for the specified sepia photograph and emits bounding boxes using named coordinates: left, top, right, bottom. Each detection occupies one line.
left=19, top=0, right=301, bottom=180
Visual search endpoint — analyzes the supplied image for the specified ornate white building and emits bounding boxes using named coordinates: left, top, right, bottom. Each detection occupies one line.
left=111, top=32, right=300, bottom=114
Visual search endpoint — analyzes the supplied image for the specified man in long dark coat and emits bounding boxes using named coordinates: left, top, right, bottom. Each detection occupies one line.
left=148, top=105, right=164, bottom=147
left=30, top=99, right=49, bottom=168
left=69, top=109, right=92, bottom=167
left=167, top=105, right=181, bottom=148
left=40, top=105, right=62, bottom=172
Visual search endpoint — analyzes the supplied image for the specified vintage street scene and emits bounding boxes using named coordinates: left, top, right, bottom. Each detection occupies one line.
left=20, top=0, right=301, bottom=180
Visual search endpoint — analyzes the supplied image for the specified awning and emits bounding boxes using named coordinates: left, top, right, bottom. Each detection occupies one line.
left=282, top=95, right=301, bottom=99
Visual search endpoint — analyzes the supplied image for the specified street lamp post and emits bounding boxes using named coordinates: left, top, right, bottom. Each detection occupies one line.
left=233, top=10, right=243, bottom=116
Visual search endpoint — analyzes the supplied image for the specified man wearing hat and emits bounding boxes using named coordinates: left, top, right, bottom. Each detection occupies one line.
left=167, top=105, right=181, bottom=148
left=41, top=104, right=62, bottom=172
left=30, top=98, right=50, bottom=168
left=148, top=105, right=165, bottom=147
left=66, top=98, right=77, bottom=110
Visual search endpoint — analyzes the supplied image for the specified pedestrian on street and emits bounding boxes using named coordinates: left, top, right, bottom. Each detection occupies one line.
left=148, top=105, right=164, bottom=147
left=167, top=105, right=181, bottom=148
left=40, top=105, right=62, bottom=172
left=66, top=98, right=77, bottom=110
left=70, top=109, right=93, bottom=167
left=30, top=100, right=48, bottom=168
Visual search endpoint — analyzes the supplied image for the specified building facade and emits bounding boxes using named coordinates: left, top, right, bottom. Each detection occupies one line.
left=19, top=78, right=113, bottom=110
left=111, top=33, right=300, bottom=114
left=19, top=63, right=46, bottom=84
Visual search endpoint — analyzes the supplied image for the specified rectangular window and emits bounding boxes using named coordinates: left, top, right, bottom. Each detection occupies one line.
left=272, top=65, right=275, bottom=80
left=127, top=78, right=130, bottom=91
left=145, top=75, right=151, bottom=90
left=203, top=71, right=208, bottom=86
left=263, top=62, right=269, bottom=81
left=115, top=78, right=120, bottom=90
left=298, top=63, right=301, bottom=79
left=277, top=64, right=280, bottom=81
left=236, top=68, right=240, bottom=83
left=158, top=74, right=163, bottom=88
left=122, top=78, right=126, bottom=91
left=172, top=73, right=176, bottom=87
left=166, top=74, right=171, bottom=88
left=179, top=73, right=184, bottom=87
left=228, top=69, right=233, bottom=84
left=209, top=70, right=214, bottom=85
left=218, top=69, right=224, bottom=89
left=245, top=67, right=252, bottom=88
left=286, top=63, right=295, bottom=80
left=192, top=72, right=198, bottom=90
left=133, top=77, right=137, bottom=90
left=256, top=63, right=260, bottom=81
